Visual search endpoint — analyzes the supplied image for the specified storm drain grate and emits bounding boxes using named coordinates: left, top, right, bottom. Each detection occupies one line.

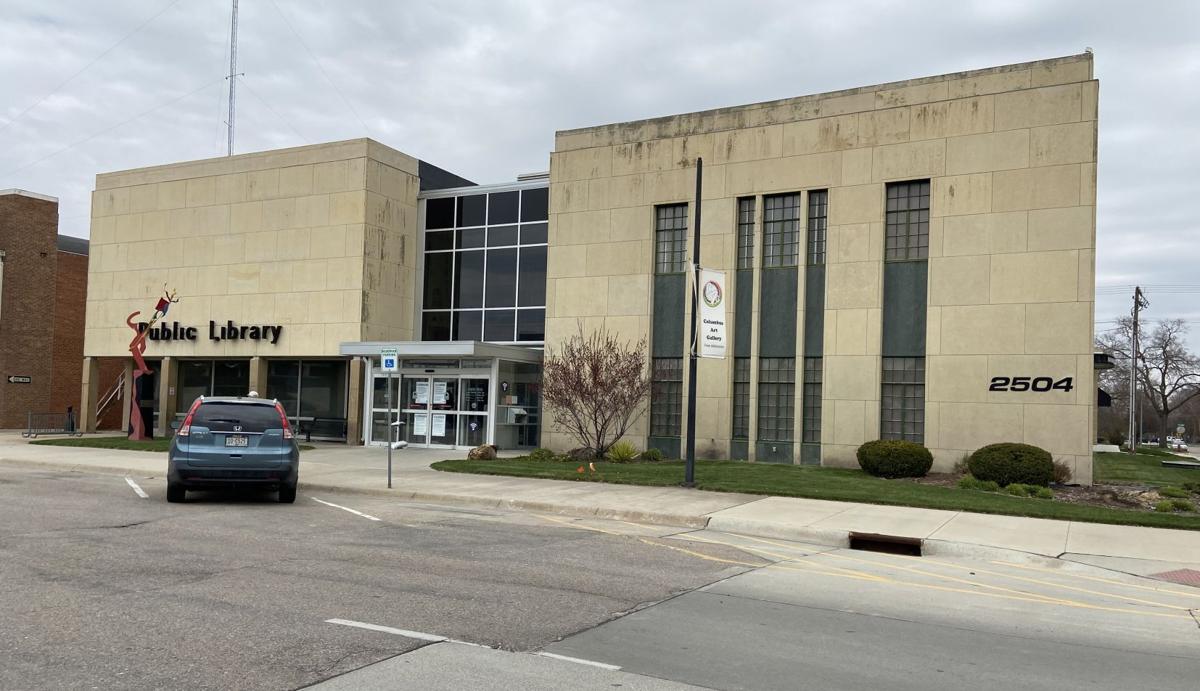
left=1149, top=569, right=1200, bottom=588
left=848, top=532, right=922, bottom=557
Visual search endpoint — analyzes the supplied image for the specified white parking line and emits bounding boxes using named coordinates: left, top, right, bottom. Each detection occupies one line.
left=124, top=477, right=149, bottom=499
left=534, top=651, right=622, bottom=671
left=311, top=497, right=381, bottom=521
left=326, top=618, right=444, bottom=641
left=324, top=619, right=491, bottom=648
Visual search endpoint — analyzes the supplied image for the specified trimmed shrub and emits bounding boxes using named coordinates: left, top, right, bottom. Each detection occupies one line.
left=528, top=448, right=558, bottom=462
left=856, top=440, right=934, bottom=479
left=1034, top=487, right=1055, bottom=500
left=1155, top=500, right=1175, bottom=513
left=640, top=447, right=665, bottom=463
left=1051, top=461, right=1073, bottom=485
left=1005, top=483, right=1034, bottom=497
left=1160, top=486, right=1190, bottom=499
left=958, top=476, right=1000, bottom=492
left=605, top=440, right=639, bottom=463
left=967, top=443, right=1054, bottom=487
left=1171, top=498, right=1196, bottom=512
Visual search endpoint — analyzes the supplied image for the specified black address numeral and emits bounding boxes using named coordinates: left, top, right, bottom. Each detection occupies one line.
left=989, top=376, right=1073, bottom=393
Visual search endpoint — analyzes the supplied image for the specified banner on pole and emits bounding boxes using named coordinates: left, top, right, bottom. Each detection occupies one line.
left=696, top=268, right=726, bottom=359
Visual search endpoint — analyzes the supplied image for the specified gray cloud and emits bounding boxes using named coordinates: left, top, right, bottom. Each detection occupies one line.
left=1, top=0, right=1197, bottom=343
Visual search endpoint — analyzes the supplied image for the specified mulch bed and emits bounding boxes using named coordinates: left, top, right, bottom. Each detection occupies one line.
left=910, top=473, right=1185, bottom=513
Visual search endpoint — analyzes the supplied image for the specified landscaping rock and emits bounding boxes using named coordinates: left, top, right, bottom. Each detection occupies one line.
left=467, top=444, right=498, bottom=460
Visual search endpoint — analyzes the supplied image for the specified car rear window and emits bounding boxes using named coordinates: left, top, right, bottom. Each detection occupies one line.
left=192, top=402, right=283, bottom=433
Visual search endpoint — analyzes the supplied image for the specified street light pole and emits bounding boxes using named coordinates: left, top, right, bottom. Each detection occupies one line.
left=684, top=158, right=702, bottom=487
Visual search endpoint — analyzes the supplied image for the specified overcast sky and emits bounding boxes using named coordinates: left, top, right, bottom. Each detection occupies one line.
left=1, top=0, right=1197, bottom=340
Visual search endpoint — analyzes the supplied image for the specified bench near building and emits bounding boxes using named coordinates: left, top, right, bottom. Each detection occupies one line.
left=79, top=53, right=1099, bottom=482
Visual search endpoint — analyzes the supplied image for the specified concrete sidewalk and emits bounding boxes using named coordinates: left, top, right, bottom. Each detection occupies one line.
left=3, top=434, right=1198, bottom=572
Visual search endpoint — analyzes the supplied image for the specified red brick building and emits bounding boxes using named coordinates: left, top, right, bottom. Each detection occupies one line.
left=0, top=189, right=119, bottom=430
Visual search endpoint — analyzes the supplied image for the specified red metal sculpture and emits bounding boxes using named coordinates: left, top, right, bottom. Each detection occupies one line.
left=124, top=286, right=179, bottom=440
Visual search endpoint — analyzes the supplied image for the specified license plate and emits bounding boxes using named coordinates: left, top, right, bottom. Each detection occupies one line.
left=225, top=435, right=248, bottom=447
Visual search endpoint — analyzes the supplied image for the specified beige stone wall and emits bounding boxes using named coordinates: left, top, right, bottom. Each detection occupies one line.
left=548, top=54, right=1097, bottom=482
left=84, top=139, right=420, bottom=359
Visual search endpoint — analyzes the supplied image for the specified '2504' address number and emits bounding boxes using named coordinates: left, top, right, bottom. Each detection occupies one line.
left=989, top=376, right=1074, bottom=392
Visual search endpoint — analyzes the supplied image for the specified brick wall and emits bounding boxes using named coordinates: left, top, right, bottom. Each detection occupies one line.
left=0, top=193, right=58, bottom=428
left=50, top=250, right=87, bottom=417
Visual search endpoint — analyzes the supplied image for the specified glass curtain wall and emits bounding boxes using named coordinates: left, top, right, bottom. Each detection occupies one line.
left=421, top=187, right=548, bottom=344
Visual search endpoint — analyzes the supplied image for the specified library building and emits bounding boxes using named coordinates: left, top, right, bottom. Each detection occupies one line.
left=80, top=53, right=1101, bottom=482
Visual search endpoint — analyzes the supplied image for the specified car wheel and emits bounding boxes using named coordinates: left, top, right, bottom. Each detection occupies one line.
left=166, top=482, right=186, bottom=503
left=278, top=483, right=297, bottom=504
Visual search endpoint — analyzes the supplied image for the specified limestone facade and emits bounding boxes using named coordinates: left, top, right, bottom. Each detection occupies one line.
left=546, top=54, right=1098, bottom=482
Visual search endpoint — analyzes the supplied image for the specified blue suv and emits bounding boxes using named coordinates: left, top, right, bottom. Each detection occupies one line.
left=167, top=396, right=300, bottom=503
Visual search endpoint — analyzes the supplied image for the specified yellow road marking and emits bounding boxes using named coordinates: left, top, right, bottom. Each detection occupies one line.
left=534, top=513, right=626, bottom=536
left=531, top=516, right=1194, bottom=620
left=918, top=558, right=1195, bottom=612
left=684, top=534, right=889, bottom=582
left=635, top=538, right=761, bottom=567
left=798, top=547, right=1079, bottom=607
left=989, top=561, right=1200, bottom=600
left=533, top=514, right=760, bottom=567
left=762, top=562, right=1194, bottom=620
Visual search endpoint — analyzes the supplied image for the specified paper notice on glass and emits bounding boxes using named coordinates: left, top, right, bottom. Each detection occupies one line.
left=432, top=414, right=446, bottom=437
left=415, top=381, right=429, bottom=404
left=434, top=381, right=448, bottom=404
left=412, top=413, right=428, bottom=436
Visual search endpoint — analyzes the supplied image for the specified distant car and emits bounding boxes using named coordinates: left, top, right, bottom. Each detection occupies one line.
left=1170, top=439, right=1189, bottom=452
left=167, top=396, right=299, bottom=503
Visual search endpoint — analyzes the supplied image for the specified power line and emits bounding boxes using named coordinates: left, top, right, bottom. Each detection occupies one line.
left=236, top=75, right=309, bottom=145
left=268, top=0, right=373, bottom=138
left=0, top=77, right=226, bottom=181
left=0, top=0, right=184, bottom=137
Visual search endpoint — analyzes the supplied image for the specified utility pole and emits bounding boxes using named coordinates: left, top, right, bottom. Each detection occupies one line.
left=1128, top=286, right=1148, bottom=452
left=683, top=158, right=702, bottom=487
left=226, top=0, right=239, bottom=156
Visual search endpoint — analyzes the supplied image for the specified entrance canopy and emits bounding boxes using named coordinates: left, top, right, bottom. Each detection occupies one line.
left=339, top=340, right=542, bottom=363
left=339, top=341, right=543, bottom=450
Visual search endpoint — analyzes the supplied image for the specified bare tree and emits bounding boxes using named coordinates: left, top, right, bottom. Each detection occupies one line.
left=542, top=326, right=652, bottom=459
left=1097, top=318, right=1200, bottom=447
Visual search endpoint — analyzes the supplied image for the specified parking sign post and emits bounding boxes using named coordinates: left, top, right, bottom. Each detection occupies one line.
left=380, top=347, right=400, bottom=488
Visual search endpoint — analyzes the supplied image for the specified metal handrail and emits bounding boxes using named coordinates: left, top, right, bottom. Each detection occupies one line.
left=97, top=371, right=125, bottom=420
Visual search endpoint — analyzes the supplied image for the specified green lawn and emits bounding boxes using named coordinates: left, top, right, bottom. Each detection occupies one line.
left=30, top=437, right=315, bottom=452
left=1095, top=451, right=1199, bottom=486
left=432, top=458, right=1200, bottom=531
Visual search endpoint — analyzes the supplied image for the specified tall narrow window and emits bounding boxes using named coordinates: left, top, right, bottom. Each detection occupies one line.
left=757, top=357, right=795, bottom=442
left=762, top=193, right=800, bottom=267
left=732, top=358, right=751, bottom=440
left=881, top=357, right=925, bottom=442
left=736, top=197, right=755, bottom=270
left=650, top=357, right=683, bottom=437
left=885, top=181, right=930, bottom=261
left=802, top=357, right=823, bottom=443
left=807, top=190, right=828, bottom=265
left=654, top=204, right=688, bottom=273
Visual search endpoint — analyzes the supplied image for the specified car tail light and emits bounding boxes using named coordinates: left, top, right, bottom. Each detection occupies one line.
left=275, top=403, right=294, bottom=440
left=177, top=399, right=202, bottom=437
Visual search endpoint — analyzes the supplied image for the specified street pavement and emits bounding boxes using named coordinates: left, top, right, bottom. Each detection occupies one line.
left=3, top=433, right=1199, bottom=570
left=3, top=462, right=1199, bottom=690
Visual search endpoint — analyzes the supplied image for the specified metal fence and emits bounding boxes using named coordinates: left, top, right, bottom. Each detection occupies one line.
left=22, top=411, right=83, bottom=438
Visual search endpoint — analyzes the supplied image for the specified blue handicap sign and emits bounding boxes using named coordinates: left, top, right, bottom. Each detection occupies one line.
left=383, top=357, right=396, bottom=369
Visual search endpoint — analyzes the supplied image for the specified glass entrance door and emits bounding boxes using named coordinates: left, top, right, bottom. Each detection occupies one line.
left=398, top=375, right=488, bottom=448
